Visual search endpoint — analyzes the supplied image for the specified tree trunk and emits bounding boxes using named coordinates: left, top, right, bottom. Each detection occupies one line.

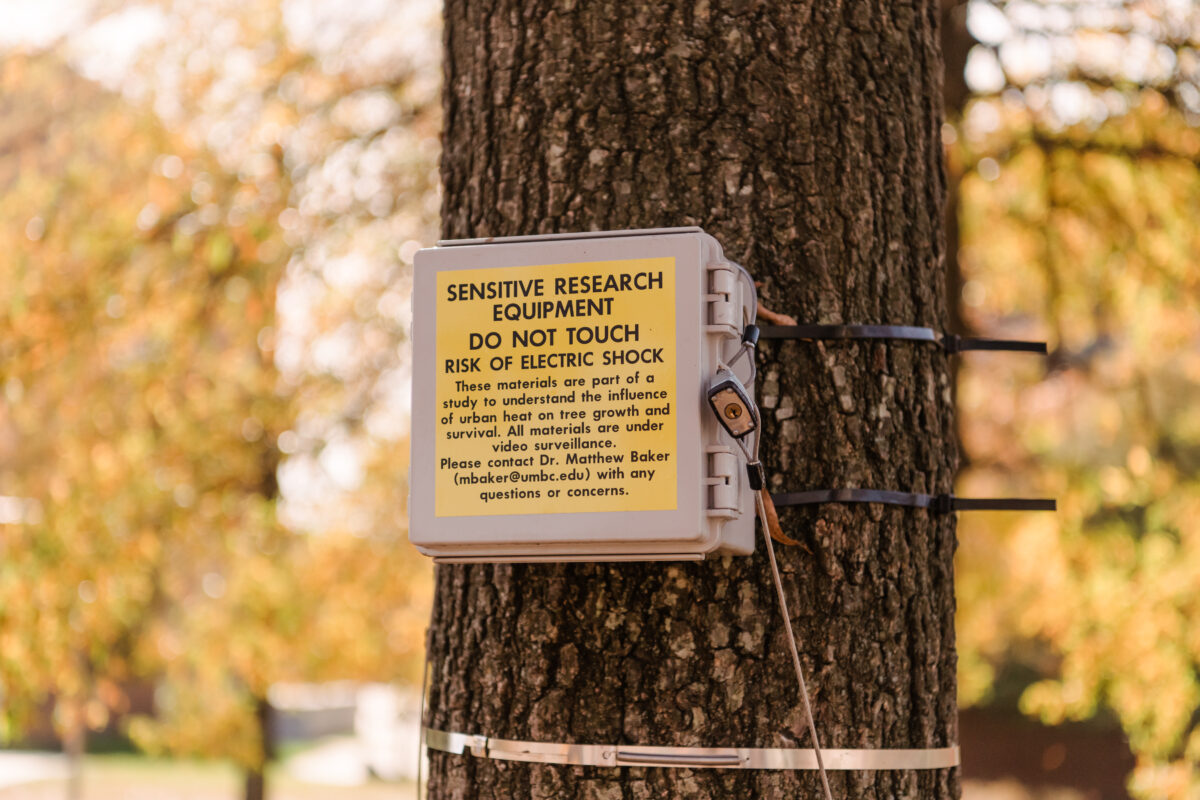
left=244, top=765, right=265, bottom=800
left=243, top=697, right=274, bottom=800
left=428, top=1, right=959, bottom=798
left=63, top=713, right=85, bottom=800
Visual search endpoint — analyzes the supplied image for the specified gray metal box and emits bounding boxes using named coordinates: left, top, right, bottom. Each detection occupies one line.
left=409, top=228, right=756, bottom=562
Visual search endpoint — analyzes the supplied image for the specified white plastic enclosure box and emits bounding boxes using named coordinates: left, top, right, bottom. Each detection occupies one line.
left=409, top=227, right=756, bottom=562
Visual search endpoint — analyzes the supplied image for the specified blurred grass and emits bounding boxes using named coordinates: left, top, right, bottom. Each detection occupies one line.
left=0, top=754, right=413, bottom=800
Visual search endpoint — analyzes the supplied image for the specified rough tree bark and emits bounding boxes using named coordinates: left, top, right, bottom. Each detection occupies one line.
left=427, top=1, right=959, bottom=798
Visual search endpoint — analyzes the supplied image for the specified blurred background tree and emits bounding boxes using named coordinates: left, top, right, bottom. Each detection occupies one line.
left=0, top=1, right=439, bottom=798
left=0, top=49, right=294, bottom=797
left=944, top=0, right=1200, bottom=796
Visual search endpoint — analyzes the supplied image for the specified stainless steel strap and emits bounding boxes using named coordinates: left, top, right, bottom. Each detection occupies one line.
left=424, top=728, right=488, bottom=757
left=486, top=736, right=616, bottom=766
left=424, top=728, right=959, bottom=770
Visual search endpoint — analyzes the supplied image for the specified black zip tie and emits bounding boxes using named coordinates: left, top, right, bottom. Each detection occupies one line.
left=758, top=324, right=1047, bottom=355
left=942, top=334, right=1047, bottom=355
left=770, top=488, right=1055, bottom=513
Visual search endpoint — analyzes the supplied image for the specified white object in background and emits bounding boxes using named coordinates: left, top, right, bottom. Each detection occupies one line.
left=356, top=683, right=423, bottom=781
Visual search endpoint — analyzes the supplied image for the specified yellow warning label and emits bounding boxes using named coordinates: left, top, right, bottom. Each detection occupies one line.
left=435, top=257, right=678, bottom=517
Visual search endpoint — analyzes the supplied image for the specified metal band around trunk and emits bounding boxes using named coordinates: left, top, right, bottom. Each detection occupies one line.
left=424, top=728, right=959, bottom=771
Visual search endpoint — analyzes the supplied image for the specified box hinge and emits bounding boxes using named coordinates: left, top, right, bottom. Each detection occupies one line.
left=706, top=445, right=739, bottom=517
left=705, top=265, right=741, bottom=338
